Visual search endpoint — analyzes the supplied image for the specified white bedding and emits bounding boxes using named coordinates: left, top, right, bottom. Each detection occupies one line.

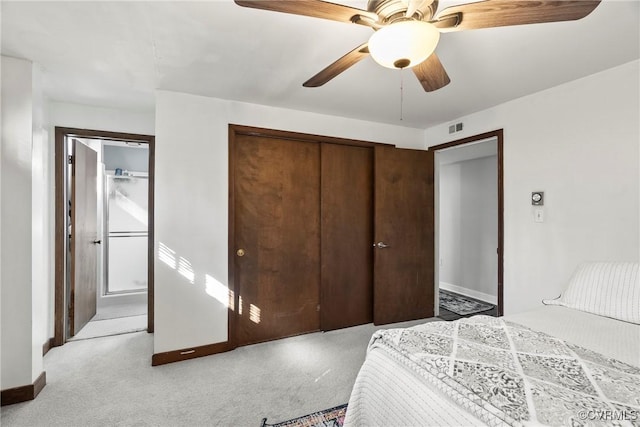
left=506, top=305, right=639, bottom=367
left=344, top=305, right=640, bottom=426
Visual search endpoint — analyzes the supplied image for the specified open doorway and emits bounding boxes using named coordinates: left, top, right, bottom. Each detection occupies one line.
left=54, top=128, right=155, bottom=346
left=431, top=130, right=504, bottom=320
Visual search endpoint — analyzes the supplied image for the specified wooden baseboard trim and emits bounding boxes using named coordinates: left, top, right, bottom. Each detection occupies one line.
left=1, top=371, right=46, bottom=406
left=42, top=337, right=55, bottom=356
left=33, top=371, right=47, bottom=399
left=152, top=341, right=232, bottom=366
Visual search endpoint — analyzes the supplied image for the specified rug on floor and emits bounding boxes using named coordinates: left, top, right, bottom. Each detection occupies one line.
left=260, top=404, right=347, bottom=427
left=439, top=289, right=494, bottom=315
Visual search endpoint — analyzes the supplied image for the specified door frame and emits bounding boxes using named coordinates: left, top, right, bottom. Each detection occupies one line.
left=54, top=127, right=155, bottom=346
left=429, top=129, right=504, bottom=316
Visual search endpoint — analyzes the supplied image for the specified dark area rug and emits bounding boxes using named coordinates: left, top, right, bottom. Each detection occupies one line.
left=261, top=404, right=347, bottom=427
left=439, top=289, right=494, bottom=315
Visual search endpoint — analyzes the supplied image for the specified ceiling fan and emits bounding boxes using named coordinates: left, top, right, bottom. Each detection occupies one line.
left=234, top=0, right=601, bottom=92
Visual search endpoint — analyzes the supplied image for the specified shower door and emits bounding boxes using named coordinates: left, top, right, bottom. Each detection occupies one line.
left=106, top=172, right=148, bottom=293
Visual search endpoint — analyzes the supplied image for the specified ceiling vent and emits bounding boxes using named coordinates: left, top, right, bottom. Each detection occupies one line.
left=448, top=122, right=464, bottom=134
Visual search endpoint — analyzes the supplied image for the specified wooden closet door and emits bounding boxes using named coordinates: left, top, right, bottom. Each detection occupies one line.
left=233, top=135, right=320, bottom=346
left=320, top=143, right=373, bottom=331
left=373, top=146, right=434, bottom=325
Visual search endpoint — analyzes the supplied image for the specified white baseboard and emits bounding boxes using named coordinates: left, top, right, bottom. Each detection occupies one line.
left=439, top=282, right=497, bottom=305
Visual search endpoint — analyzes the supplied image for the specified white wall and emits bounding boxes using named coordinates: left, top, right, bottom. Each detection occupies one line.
left=31, top=63, right=49, bottom=381
left=425, top=59, right=640, bottom=315
left=103, top=144, right=149, bottom=172
left=439, top=155, right=498, bottom=303
left=439, top=163, right=462, bottom=285
left=0, top=52, right=3, bottom=393
left=0, top=56, right=40, bottom=389
left=154, top=91, right=426, bottom=353
left=49, top=101, right=155, bottom=136
left=1, top=67, right=157, bottom=390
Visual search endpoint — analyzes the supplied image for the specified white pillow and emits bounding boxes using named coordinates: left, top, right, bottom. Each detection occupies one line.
left=543, top=262, right=639, bottom=324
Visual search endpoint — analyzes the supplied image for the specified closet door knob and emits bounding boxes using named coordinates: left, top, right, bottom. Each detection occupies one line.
left=236, top=249, right=245, bottom=257
left=93, top=240, right=102, bottom=244
left=374, top=242, right=390, bottom=249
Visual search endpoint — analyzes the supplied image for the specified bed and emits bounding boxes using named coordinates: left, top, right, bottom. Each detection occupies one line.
left=344, top=262, right=640, bottom=426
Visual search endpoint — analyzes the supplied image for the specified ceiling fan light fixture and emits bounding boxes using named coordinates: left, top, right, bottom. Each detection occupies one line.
left=368, top=21, right=440, bottom=69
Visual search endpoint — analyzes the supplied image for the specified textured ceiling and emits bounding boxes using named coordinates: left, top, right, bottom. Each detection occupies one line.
left=2, top=0, right=639, bottom=128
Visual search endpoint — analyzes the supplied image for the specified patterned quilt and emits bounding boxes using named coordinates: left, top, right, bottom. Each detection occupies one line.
left=369, top=316, right=640, bottom=426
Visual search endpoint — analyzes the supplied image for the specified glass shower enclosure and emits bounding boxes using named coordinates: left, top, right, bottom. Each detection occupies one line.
left=105, top=170, right=148, bottom=294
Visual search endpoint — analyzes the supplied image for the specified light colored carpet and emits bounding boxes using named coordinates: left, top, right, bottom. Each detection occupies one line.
left=68, top=315, right=147, bottom=341
left=1, top=317, right=439, bottom=427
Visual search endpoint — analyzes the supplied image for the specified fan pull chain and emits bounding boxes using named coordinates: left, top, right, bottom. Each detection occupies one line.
left=400, top=68, right=404, bottom=121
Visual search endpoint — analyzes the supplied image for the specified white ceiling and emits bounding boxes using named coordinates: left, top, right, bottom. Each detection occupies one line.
left=2, top=0, right=639, bottom=129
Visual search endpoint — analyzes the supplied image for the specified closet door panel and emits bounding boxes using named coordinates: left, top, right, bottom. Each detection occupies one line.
left=234, top=135, right=320, bottom=346
left=320, top=143, right=373, bottom=331
left=373, top=146, right=434, bottom=325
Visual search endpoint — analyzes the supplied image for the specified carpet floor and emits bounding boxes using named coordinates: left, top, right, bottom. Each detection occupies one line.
left=1, top=318, right=438, bottom=427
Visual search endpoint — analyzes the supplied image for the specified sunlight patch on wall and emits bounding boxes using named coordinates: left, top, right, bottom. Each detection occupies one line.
left=158, top=242, right=176, bottom=269
left=205, top=274, right=230, bottom=308
left=178, top=256, right=194, bottom=284
left=158, top=242, right=233, bottom=312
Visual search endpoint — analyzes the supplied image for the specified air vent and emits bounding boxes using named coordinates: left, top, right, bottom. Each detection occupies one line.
left=448, top=122, right=464, bottom=134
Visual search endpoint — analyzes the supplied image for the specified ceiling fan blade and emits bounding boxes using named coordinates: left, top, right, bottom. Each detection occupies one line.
left=234, top=0, right=379, bottom=26
left=434, top=0, right=601, bottom=32
left=303, top=43, right=370, bottom=87
left=413, top=53, right=450, bottom=92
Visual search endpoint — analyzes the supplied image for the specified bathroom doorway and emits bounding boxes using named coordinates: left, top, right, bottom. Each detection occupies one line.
left=54, top=128, right=155, bottom=345
left=84, top=140, right=149, bottom=338
left=431, top=130, right=504, bottom=320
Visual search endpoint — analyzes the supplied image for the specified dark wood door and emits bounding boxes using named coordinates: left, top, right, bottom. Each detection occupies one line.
left=320, top=143, right=373, bottom=331
left=373, top=145, right=434, bottom=325
left=234, top=135, right=321, bottom=346
left=70, top=139, right=99, bottom=336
